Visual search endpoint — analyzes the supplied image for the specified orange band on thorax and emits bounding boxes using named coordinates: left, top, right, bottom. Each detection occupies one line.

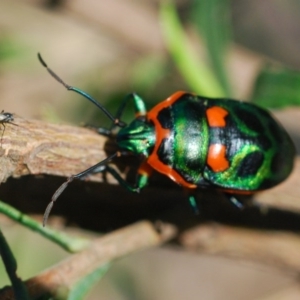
left=146, top=91, right=197, bottom=188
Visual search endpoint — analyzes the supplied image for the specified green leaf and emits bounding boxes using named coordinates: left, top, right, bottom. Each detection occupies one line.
left=0, top=201, right=89, bottom=253
left=0, top=36, right=22, bottom=62
left=67, top=264, right=111, bottom=300
left=160, top=0, right=225, bottom=97
left=131, top=55, right=167, bottom=91
left=0, top=229, right=30, bottom=300
left=191, top=0, right=232, bottom=96
left=251, top=65, right=300, bottom=108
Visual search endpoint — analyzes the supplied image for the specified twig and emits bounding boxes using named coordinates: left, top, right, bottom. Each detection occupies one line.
left=0, top=115, right=108, bottom=184
left=2, top=114, right=300, bottom=276
left=0, top=221, right=177, bottom=299
left=1, top=114, right=300, bottom=212
left=180, top=223, right=300, bottom=273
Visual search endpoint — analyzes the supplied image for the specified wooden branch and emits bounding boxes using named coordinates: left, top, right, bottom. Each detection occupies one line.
left=180, top=223, right=300, bottom=273
left=2, top=114, right=300, bottom=212
left=2, top=114, right=300, bottom=276
left=0, top=221, right=177, bottom=299
left=0, top=115, right=110, bottom=183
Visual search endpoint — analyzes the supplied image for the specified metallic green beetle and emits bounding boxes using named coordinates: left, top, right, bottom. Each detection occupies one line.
left=38, top=54, right=295, bottom=225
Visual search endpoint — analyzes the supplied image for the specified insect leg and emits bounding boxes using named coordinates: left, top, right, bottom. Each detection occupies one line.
left=86, top=93, right=147, bottom=136
left=134, top=161, right=153, bottom=190
left=188, top=194, right=200, bottom=215
left=98, top=160, right=153, bottom=194
left=110, top=93, right=147, bottom=131
left=43, top=151, right=122, bottom=226
left=104, top=165, right=140, bottom=192
left=224, top=193, right=244, bottom=209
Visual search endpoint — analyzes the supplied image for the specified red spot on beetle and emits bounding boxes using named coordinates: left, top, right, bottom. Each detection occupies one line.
left=146, top=91, right=197, bottom=188
left=207, top=144, right=229, bottom=172
left=206, top=106, right=228, bottom=127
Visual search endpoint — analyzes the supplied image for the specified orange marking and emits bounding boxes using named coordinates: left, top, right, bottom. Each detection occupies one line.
left=221, top=189, right=254, bottom=195
left=206, top=106, right=228, bottom=127
left=147, top=91, right=197, bottom=189
left=138, top=161, right=153, bottom=177
left=135, top=111, right=145, bottom=118
left=207, top=144, right=229, bottom=172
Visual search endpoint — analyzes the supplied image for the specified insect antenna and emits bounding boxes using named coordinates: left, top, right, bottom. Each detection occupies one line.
left=37, top=53, right=126, bottom=128
left=43, top=151, right=121, bottom=226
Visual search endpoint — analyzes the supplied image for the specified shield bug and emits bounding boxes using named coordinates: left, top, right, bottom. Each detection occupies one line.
left=38, top=54, right=295, bottom=226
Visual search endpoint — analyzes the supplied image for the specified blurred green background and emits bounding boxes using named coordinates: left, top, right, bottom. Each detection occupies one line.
left=1, top=0, right=300, bottom=299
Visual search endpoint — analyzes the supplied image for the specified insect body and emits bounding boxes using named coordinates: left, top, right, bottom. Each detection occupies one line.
left=0, top=111, right=14, bottom=123
left=0, top=110, right=14, bottom=143
left=38, top=54, right=295, bottom=225
left=128, top=92, right=295, bottom=190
